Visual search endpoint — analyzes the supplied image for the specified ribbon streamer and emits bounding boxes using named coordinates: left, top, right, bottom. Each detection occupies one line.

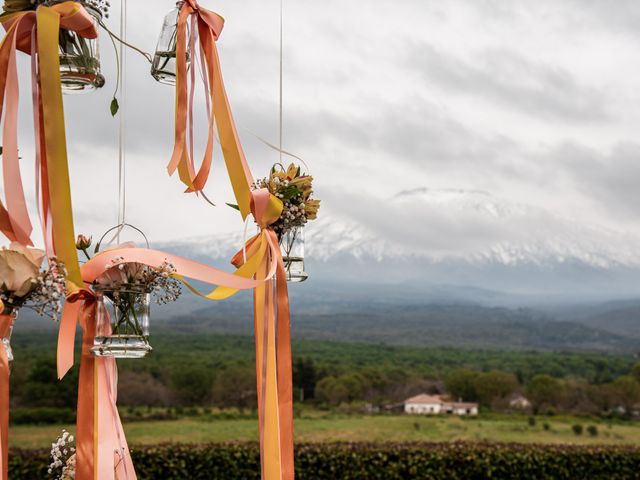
left=0, top=2, right=91, bottom=288
left=168, top=0, right=254, bottom=218
left=0, top=314, right=11, bottom=480
left=165, top=1, right=296, bottom=474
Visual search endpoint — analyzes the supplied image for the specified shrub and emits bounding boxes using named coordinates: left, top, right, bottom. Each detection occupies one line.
left=528, top=416, right=536, bottom=427
left=572, top=424, right=583, bottom=435
left=9, top=442, right=640, bottom=480
left=9, top=408, right=76, bottom=426
left=543, top=423, right=550, bottom=431
left=587, top=425, right=598, bottom=437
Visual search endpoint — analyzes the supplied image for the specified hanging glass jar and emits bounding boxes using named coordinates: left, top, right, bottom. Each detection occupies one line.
left=280, top=227, right=308, bottom=282
left=0, top=309, right=17, bottom=365
left=91, top=287, right=152, bottom=359
left=53, top=1, right=105, bottom=93
left=151, top=1, right=192, bottom=85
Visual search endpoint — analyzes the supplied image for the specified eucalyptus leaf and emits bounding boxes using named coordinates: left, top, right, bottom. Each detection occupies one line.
left=226, top=203, right=240, bottom=211
left=110, top=97, right=119, bottom=117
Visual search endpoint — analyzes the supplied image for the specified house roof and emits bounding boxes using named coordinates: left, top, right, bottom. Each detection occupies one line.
left=404, top=394, right=443, bottom=405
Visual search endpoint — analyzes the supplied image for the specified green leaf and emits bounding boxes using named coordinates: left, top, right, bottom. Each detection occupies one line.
left=225, top=203, right=240, bottom=211
left=282, top=185, right=300, bottom=201
left=110, top=97, right=119, bottom=117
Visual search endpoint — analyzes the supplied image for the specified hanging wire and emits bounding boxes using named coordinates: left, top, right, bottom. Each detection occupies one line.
left=116, top=0, right=127, bottom=243
left=279, top=0, right=283, bottom=164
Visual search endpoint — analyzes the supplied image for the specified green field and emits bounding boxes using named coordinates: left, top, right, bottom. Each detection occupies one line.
left=10, top=412, right=640, bottom=449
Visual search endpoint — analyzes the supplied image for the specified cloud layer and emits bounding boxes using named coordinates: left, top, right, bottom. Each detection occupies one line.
left=4, top=0, right=640, bottom=269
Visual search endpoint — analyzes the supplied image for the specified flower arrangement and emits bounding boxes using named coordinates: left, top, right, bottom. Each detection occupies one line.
left=0, top=243, right=66, bottom=320
left=48, top=429, right=76, bottom=480
left=245, top=163, right=320, bottom=281
left=77, top=235, right=181, bottom=357
left=251, top=163, right=320, bottom=239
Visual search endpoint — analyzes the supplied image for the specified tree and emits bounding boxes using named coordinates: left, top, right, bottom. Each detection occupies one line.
left=293, top=357, right=318, bottom=401
left=526, top=375, right=563, bottom=414
left=474, top=371, right=518, bottom=407
left=211, top=366, right=256, bottom=411
left=445, top=370, right=479, bottom=402
left=118, top=370, right=171, bottom=407
left=607, top=376, right=640, bottom=416
left=170, top=366, right=214, bottom=406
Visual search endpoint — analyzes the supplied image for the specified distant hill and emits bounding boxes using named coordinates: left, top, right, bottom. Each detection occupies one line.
left=16, top=294, right=640, bottom=353
left=558, top=301, right=640, bottom=339
left=148, top=302, right=640, bottom=353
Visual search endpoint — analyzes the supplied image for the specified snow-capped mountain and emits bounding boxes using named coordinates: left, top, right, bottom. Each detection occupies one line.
left=157, top=188, right=640, bottom=305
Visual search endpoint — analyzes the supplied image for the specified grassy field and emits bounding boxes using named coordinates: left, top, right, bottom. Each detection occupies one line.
left=10, top=412, right=640, bottom=449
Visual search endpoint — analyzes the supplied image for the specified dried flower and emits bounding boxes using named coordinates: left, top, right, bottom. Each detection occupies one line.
left=251, top=163, right=320, bottom=238
left=48, top=430, right=76, bottom=480
left=0, top=244, right=66, bottom=319
left=75, top=234, right=92, bottom=251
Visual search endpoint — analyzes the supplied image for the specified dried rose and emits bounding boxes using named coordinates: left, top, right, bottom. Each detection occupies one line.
left=0, top=243, right=45, bottom=297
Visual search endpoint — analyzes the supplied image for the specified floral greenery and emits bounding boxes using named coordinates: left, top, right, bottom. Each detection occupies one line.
left=251, top=163, right=320, bottom=239
left=9, top=442, right=640, bottom=479
left=94, top=257, right=182, bottom=306
left=77, top=234, right=182, bottom=341
left=47, top=430, right=75, bottom=480
left=0, top=244, right=66, bottom=321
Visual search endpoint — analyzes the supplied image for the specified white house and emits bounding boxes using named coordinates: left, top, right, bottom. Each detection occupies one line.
left=404, top=394, right=443, bottom=414
left=403, top=394, right=478, bottom=416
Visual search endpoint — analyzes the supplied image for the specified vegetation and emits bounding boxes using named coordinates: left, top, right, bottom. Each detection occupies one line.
left=9, top=442, right=640, bottom=479
left=8, top=331, right=640, bottom=418
left=10, top=411, right=640, bottom=449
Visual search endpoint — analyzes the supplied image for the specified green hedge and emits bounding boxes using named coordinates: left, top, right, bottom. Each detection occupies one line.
left=9, top=407, right=76, bottom=426
left=10, top=442, right=640, bottom=479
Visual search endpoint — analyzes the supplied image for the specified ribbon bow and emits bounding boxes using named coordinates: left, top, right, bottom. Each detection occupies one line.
left=0, top=1, right=93, bottom=287
left=227, top=189, right=294, bottom=480
left=0, top=312, right=12, bottom=480
left=60, top=287, right=137, bottom=480
left=167, top=0, right=254, bottom=218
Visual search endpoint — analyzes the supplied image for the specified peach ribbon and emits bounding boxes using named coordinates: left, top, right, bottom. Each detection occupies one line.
left=232, top=190, right=294, bottom=480
left=57, top=216, right=279, bottom=480
left=0, top=314, right=11, bottom=480
left=61, top=289, right=136, bottom=480
left=0, top=2, right=92, bottom=287
left=168, top=0, right=254, bottom=218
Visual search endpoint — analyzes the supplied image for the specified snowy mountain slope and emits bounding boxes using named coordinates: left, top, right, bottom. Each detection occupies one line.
left=160, top=188, right=640, bottom=268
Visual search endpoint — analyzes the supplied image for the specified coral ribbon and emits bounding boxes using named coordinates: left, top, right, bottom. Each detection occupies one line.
left=57, top=221, right=278, bottom=479
left=168, top=0, right=254, bottom=218
left=232, top=190, right=294, bottom=480
left=0, top=2, right=92, bottom=288
left=63, top=289, right=136, bottom=480
left=0, top=314, right=11, bottom=480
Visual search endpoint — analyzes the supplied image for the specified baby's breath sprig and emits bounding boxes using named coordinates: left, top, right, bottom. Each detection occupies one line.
left=0, top=258, right=67, bottom=321
left=48, top=429, right=76, bottom=480
left=249, top=163, right=320, bottom=238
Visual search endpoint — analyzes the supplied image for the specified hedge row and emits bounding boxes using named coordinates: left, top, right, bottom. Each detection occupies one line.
left=10, top=442, right=640, bottom=479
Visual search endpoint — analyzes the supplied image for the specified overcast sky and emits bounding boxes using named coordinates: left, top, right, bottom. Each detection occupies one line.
left=7, top=1, right=640, bottom=257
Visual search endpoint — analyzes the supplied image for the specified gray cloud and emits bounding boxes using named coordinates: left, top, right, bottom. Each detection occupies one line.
left=407, top=45, right=608, bottom=122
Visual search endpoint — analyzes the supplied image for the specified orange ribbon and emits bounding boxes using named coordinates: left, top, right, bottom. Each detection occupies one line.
left=0, top=2, right=93, bottom=286
left=0, top=313, right=13, bottom=480
left=168, top=0, right=254, bottom=218
left=57, top=235, right=284, bottom=479
left=62, top=290, right=136, bottom=480
left=232, top=190, right=294, bottom=480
